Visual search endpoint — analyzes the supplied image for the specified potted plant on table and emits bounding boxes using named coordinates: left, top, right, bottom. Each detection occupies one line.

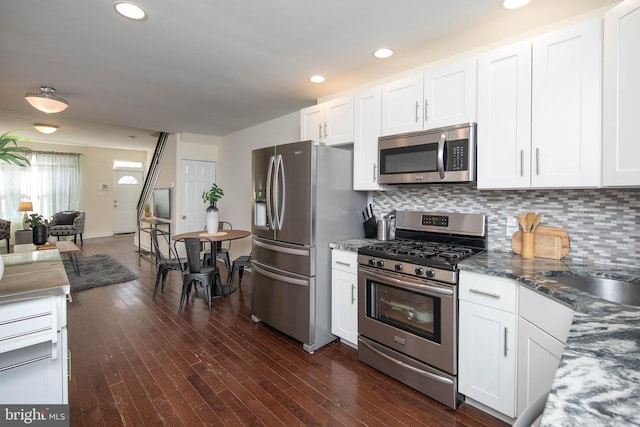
left=25, top=213, right=48, bottom=245
left=201, top=183, right=224, bottom=235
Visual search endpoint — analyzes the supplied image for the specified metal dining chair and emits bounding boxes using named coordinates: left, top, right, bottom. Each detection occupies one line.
left=151, top=229, right=186, bottom=298
left=203, top=221, right=232, bottom=275
left=174, top=237, right=221, bottom=315
left=229, top=252, right=252, bottom=290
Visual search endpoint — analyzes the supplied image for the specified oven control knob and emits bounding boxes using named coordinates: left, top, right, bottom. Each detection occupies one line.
left=376, top=260, right=385, bottom=268
left=368, top=258, right=376, bottom=266
left=426, top=270, right=436, bottom=278
left=415, top=268, right=424, bottom=275
left=395, top=264, right=403, bottom=271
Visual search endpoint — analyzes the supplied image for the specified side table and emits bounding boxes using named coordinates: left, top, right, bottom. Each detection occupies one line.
left=14, top=229, right=32, bottom=245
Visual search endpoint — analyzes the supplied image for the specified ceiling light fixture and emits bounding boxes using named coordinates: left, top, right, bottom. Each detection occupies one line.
left=374, top=48, right=394, bottom=59
left=24, top=86, right=69, bottom=114
left=33, top=123, right=59, bottom=134
left=309, top=75, right=326, bottom=84
left=501, top=0, right=531, bottom=10
left=114, top=2, right=148, bottom=20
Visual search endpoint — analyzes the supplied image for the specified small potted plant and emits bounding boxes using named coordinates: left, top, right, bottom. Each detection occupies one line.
left=201, top=183, right=224, bottom=234
left=144, top=203, right=152, bottom=218
left=25, top=213, right=48, bottom=245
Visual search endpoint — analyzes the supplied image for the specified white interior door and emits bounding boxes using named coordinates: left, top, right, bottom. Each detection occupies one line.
left=180, top=160, right=216, bottom=234
left=113, top=170, right=143, bottom=234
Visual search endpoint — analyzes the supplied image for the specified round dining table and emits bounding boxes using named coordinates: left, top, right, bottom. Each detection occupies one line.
left=171, top=229, right=251, bottom=296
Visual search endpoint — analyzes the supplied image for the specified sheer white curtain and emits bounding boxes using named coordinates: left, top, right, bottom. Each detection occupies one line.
left=0, top=151, right=80, bottom=226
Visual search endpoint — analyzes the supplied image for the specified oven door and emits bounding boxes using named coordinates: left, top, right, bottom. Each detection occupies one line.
left=358, top=265, right=457, bottom=374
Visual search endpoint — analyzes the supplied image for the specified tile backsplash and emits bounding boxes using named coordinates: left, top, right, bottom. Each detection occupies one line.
left=372, top=185, right=639, bottom=270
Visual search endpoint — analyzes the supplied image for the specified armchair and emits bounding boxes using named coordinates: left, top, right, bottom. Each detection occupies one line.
left=0, top=219, right=10, bottom=252
left=48, top=211, right=85, bottom=245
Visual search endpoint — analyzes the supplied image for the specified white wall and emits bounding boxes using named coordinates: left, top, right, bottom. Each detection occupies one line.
left=217, top=112, right=299, bottom=259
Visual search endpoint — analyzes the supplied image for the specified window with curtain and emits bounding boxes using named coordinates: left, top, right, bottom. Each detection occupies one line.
left=0, top=151, right=80, bottom=225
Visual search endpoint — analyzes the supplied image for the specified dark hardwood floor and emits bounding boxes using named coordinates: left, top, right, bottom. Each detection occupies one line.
left=67, top=235, right=508, bottom=427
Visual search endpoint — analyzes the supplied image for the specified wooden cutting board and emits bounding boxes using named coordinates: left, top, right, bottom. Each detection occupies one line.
left=511, top=225, right=570, bottom=259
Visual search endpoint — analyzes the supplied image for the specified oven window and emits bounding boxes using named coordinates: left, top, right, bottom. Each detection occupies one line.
left=380, top=144, right=437, bottom=174
left=367, top=280, right=441, bottom=343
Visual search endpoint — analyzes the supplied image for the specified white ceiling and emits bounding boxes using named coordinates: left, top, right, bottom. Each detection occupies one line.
left=0, top=0, right=619, bottom=150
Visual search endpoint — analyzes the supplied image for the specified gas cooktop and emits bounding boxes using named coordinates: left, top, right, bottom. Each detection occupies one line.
left=359, top=240, right=482, bottom=265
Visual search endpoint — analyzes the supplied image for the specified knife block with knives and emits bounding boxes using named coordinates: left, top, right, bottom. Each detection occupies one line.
left=362, top=203, right=377, bottom=238
left=511, top=212, right=570, bottom=259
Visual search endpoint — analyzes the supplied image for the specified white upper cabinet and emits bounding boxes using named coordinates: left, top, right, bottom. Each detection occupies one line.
left=381, top=74, right=424, bottom=136
left=424, top=58, right=477, bottom=129
left=477, top=41, right=532, bottom=189
left=531, top=19, right=601, bottom=188
left=353, top=86, right=385, bottom=191
left=603, top=0, right=640, bottom=187
left=477, top=19, right=602, bottom=189
left=381, top=59, right=477, bottom=137
left=300, top=95, right=354, bottom=145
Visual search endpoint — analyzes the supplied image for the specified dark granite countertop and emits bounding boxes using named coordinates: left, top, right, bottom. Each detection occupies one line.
left=458, top=251, right=640, bottom=427
left=329, top=238, right=377, bottom=252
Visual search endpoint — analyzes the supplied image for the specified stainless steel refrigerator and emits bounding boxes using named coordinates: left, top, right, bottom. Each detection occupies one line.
left=251, top=140, right=366, bottom=353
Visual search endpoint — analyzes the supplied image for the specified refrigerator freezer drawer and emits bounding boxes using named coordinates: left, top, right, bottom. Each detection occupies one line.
left=253, top=237, right=315, bottom=277
left=251, top=261, right=312, bottom=345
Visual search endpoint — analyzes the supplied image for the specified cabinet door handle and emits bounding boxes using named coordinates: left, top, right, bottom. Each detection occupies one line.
left=68, top=349, right=72, bottom=380
left=415, top=101, right=420, bottom=122
left=504, top=327, right=508, bottom=357
left=469, top=288, right=501, bottom=299
left=520, top=149, right=524, bottom=177
left=373, top=163, right=377, bottom=182
left=351, top=284, right=356, bottom=304
left=424, top=99, right=429, bottom=122
left=318, top=124, right=322, bottom=139
left=335, top=261, right=351, bottom=267
left=536, top=147, right=540, bottom=175
left=324, top=123, right=328, bottom=139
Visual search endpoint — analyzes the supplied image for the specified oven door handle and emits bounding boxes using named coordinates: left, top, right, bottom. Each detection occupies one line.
left=362, top=269, right=454, bottom=296
left=360, top=338, right=454, bottom=385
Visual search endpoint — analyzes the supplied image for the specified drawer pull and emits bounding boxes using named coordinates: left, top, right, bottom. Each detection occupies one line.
left=469, top=288, right=501, bottom=299
left=335, top=261, right=351, bottom=267
left=0, top=354, right=51, bottom=373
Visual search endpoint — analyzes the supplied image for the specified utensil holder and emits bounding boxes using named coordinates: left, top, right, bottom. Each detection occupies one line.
left=521, top=232, right=535, bottom=259
left=363, top=217, right=377, bottom=238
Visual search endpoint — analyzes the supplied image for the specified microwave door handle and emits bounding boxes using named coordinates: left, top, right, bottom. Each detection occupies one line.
left=266, top=155, right=276, bottom=229
left=437, top=133, right=446, bottom=179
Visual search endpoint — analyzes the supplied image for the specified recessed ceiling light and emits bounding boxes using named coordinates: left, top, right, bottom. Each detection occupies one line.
left=501, top=0, right=531, bottom=10
left=309, top=75, right=326, bottom=84
left=374, top=48, right=394, bottom=59
left=114, top=2, right=148, bottom=20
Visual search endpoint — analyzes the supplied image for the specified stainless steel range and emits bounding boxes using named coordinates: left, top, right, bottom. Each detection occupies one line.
left=358, top=210, right=487, bottom=409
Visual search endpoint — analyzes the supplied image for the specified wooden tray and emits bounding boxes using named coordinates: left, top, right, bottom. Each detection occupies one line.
left=511, top=225, right=570, bottom=259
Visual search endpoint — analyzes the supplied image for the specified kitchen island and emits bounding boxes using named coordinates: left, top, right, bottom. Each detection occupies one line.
left=0, top=250, right=71, bottom=404
left=458, top=251, right=640, bottom=427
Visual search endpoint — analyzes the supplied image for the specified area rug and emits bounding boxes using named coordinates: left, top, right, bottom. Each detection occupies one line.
left=63, top=254, right=138, bottom=292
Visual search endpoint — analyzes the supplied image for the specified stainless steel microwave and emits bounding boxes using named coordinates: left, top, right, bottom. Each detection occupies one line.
left=378, top=123, right=477, bottom=184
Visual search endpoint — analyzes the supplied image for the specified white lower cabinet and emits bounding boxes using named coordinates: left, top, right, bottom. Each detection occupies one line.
left=517, top=286, right=575, bottom=424
left=0, top=294, right=70, bottom=404
left=459, top=271, right=517, bottom=418
left=331, top=249, right=358, bottom=348
left=459, top=271, right=576, bottom=423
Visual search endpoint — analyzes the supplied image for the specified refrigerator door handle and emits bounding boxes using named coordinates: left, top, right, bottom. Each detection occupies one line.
left=274, top=154, right=285, bottom=230
left=253, top=238, right=310, bottom=256
left=266, top=155, right=276, bottom=229
left=252, top=263, right=308, bottom=287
